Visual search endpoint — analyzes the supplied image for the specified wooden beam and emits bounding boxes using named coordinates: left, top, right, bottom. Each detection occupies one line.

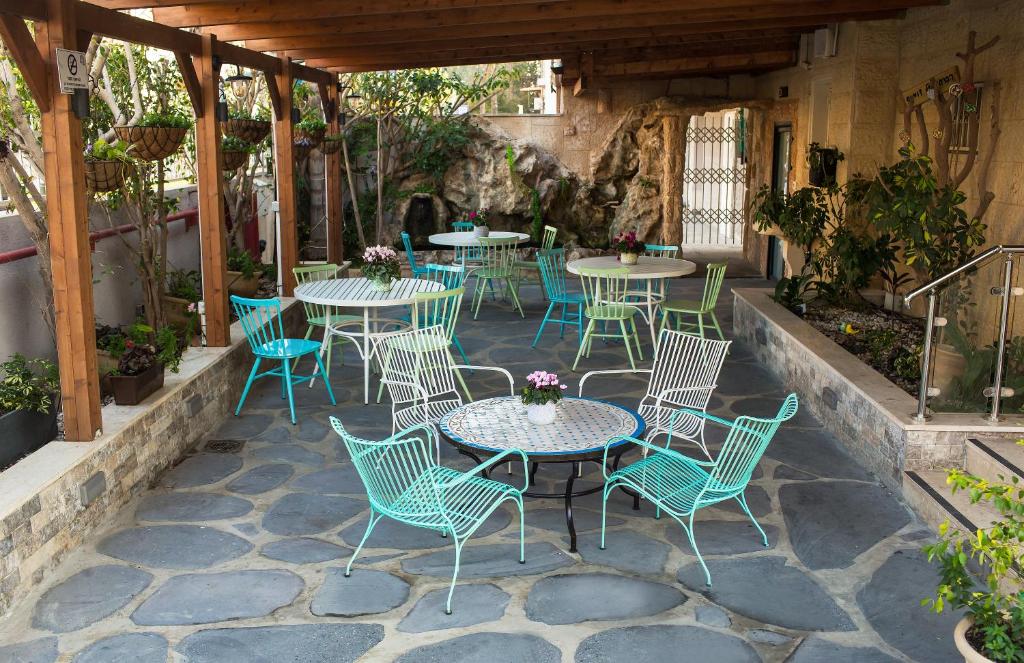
left=291, top=60, right=332, bottom=86
left=6, top=0, right=46, bottom=21
left=0, top=13, right=50, bottom=112
left=573, top=51, right=593, bottom=96
left=265, top=68, right=282, bottom=119
left=77, top=1, right=202, bottom=52
left=175, top=51, right=202, bottom=117
left=324, top=78, right=343, bottom=264
left=195, top=34, right=230, bottom=346
left=273, top=57, right=298, bottom=297
left=215, top=39, right=280, bottom=74
left=37, top=0, right=101, bottom=441
left=596, top=49, right=796, bottom=77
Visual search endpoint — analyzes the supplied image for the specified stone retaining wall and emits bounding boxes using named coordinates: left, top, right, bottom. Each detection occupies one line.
left=0, top=301, right=303, bottom=617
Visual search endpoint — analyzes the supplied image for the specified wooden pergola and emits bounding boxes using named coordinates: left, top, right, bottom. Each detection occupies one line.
left=0, top=0, right=941, bottom=442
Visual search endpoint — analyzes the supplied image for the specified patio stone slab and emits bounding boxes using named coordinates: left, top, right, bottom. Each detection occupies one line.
left=262, top=493, right=365, bottom=535
left=395, top=632, right=561, bottom=663
left=136, top=492, right=254, bottom=522
left=747, top=629, right=791, bottom=645
left=72, top=633, right=168, bottom=663
left=713, top=364, right=782, bottom=397
left=526, top=573, right=684, bottom=624
left=706, top=485, right=771, bottom=518
left=780, top=481, right=910, bottom=570
left=296, top=417, right=331, bottom=442
left=131, top=570, right=304, bottom=625
left=0, top=637, right=58, bottom=663
left=32, top=565, right=152, bottom=633
left=175, top=624, right=384, bottom=663
left=575, top=625, right=760, bottom=663
left=341, top=508, right=510, bottom=550
left=214, top=414, right=273, bottom=438
left=773, top=464, right=817, bottom=480
left=677, top=556, right=855, bottom=631
left=402, top=542, right=574, bottom=578
left=857, top=549, right=962, bottom=662
left=252, top=444, right=325, bottom=466
left=790, top=637, right=900, bottom=662
left=311, top=568, right=409, bottom=617
left=97, top=525, right=252, bottom=569
left=526, top=507, right=624, bottom=534
left=765, top=427, right=873, bottom=481
left=398, top=584, right=510, bottom=633
left=254, top=426, right=292, bottom=444
left=261, top=537, right=350, bottom=564
left=158, top=453, right=243, bottom=488
left=695, top=605, right=732, bottom=628
left=665, top=519, right=778, bottom=555
left=572, top=530, right=670, bottom=575
left=292, top=465, right=365, bottom=494
left=226, top=463, right=294, bottom=494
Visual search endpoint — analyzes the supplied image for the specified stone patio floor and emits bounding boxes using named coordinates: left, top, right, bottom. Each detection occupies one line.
left=0, top=278, right=961, bottom=662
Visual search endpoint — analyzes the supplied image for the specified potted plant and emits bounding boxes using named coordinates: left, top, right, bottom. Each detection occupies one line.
left=294, top=118, right=327, bottom=146
left=321, top=133, right=345, bottom=155
left=227, top=247, right=261, bottom=298
left=164, top=269, right=201, bottom=337
left=95, top=324, right=125, bottom=379
left=362, top=245, right=401, bottom=292
left=114, top=109, right=192, bottom=162
left=0, top=354, right=59, bottom=468
left=521, top=370, right=567, bottom=425
left=611, top=231, right=645, bottom=265
left=293, top=137, right=316, bottom=162
left=224, top=108, right=271, bottom=144
left=470, top=209, right=490, bottom=238
left=84, top=138, right=133, bottom=193
left=221, top=135, right=255, bottom=172
left=105, top=323, right=185, bottom=406
left=923, top=466, right=1024, bottom=662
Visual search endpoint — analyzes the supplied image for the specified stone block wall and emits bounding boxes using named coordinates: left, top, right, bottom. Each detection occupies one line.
left=0, top=302, right=303, bottom=617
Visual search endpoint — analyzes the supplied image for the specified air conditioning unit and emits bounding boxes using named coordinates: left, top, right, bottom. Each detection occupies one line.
left=814, top=24, right=839, bottom=58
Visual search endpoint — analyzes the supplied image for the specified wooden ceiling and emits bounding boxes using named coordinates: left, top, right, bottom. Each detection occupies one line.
left=89, top=0, right=943, bottom=79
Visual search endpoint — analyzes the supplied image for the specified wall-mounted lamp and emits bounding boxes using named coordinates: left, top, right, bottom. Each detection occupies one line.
left=225, top=66, right=253, bottom=98
left=291, top=107, right=301, bottom=123
left=72, top=88, right=90, bottom=119
left=551, top=59, right=564, bottom=75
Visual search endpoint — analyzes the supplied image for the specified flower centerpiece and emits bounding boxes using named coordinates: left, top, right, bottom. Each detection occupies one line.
left=470, top=209, right=490, bottom=238
left=362, top=245, right=401, bottom=292
left=612, top=231, right=646, bottom=265
left=521, top=370, right=567, bottom=425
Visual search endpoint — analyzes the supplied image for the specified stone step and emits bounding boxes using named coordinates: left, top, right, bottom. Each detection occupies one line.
left=966, top=437, right=1024, bottom=484
left=904, top=469, right=1001, bottom=537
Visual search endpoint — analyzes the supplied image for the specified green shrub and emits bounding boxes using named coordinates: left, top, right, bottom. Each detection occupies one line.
left=137, top=110, right=192, bottom=129
left=0, top=354, right=59, bottom=415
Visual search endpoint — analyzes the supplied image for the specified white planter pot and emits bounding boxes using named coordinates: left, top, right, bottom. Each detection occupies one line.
left=955, top=617, right=994, bottom=663
left=473, top=225, right=490, bottom=238
left=369, top=277, right=394, bottom=293
left=620, top=252, right=639, bottom=265
left=526, top=402, right=557, bottom=425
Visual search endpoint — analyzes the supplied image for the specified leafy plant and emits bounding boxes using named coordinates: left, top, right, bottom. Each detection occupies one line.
left=468, top=209, right=489, bottom=227
left=611, top=231, right=645, bottom=254
left=221, top=135, right=256, bottom=153
left=520, top=370, right=567, bottom=406
left=106, top=321, right=185, bottom=375
left=137, top=109, right=192, bottom=129
left=227, top=247, right=259, bottom=279
left=295, top=118, right=327, bottom=135
left=166, top=269, right=201, bottom=302
left=0, top=354, right=59, bottom=415
left=229, top=107, right=270, bottom=121
left=530, top=189, right=543, bottom=243
left=85, top=138, right=131, bottom=162
left=773, top=269, right=814, bottom=313
left=923, top=469, right=1024, bottom=662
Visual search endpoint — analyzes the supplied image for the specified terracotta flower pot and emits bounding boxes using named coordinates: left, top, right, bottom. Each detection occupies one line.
left=222, top=150, right=249, bottom=171
left=955, top=617, right=995, bottom=663
left=223, top=118, right=271, bottom=144
left=228, top=271, right=260, bottom=298
left=114, top=126, right=189, bottom=162
left=0, top=404, right=58, bottom=468
left=84, top=159, right=132, bottom=193
left=108, top=362, right=165, bottom=406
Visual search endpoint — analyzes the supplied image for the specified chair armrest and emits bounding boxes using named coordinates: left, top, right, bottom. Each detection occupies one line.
left=442, top=448, right=530, bottom=493
left=454, top=364, right=515, bottom=395
left=601, top=436, right=714, bottom=481
left=666, top=407, right=761, bottom=438
left=653, top=386, right=714, bottom=412
left=578, top=368, right=652, bottom=396
left=379, top=378, right=430, bottom=401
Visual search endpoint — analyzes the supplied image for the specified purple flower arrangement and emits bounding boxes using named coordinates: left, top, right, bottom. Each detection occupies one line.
left=361, top=245, right=401, bottom=283
left=521, top=370, right=568, bottom=406
left=611, top=231, right=646, bottom=255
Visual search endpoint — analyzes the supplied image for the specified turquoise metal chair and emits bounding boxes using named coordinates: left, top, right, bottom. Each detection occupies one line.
left=600, top=394, right=799, bottom=587
left=532, top=248, right=584, bottom=347
left=401, top=231, right=430, bottom=279
left=625, top=243, right=680, bottom=308
left=232, top=295, right=336, bottom=425
left=451, top=221, right=483, bottom=265
left=332, top=418, right=528, bottom=614
left=423, top=264, right=470, bottom=365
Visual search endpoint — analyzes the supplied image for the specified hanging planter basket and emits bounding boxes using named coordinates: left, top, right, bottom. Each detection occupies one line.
left=84, top=159, right=132, bottom=193
left=223, top=118, right=271, bottom=144
left=222, top=150, right=249, bottom=172
left=114, top=125, right=189, bottom=162
left=294, top=126, right=325, bottom=146
left=320, top=138, right=344, bottom=155
left=293, top=140, right=314, bottom=162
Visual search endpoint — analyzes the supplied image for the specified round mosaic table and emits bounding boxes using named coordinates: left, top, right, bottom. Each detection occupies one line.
left=439, top=396, right=645, bottom=552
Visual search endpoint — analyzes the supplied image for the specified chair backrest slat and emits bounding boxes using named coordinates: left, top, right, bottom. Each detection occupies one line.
left=537, top=248, right=570, bottom=301
left=231, top=295, right=284, bottom=355
left=701, top=262, right=728, bottom=311
left=541, top=225, right=558, bottom=250
left=373, top=325, right=462, bottom=409
left=412, top=288, right=464, bottom=341
left=293, top=263, right=339, bottom=322
left=401, top=232, right=420, bottom=273
left=646, top=329, right=731, bottom=413
left=644, top=244, right=680, bottom=259
left=478, top=236, right=518, bottom=274
left=578, top=266, right=631, bottom=315
left=423, top=263, right=466, bottom=290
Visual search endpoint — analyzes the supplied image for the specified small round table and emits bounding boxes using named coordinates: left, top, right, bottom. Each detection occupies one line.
left=428, top=231, right=531, bottom=248
left=439, top=396, right=645, bottom=552
left=294, top=277, right=443, bottom=404
left=567, top=256, right=697, bottom=347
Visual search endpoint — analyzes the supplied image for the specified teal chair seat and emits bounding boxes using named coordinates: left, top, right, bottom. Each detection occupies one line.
left=533, top=248, right=584, bottom=348
left=255, top=338, right=323, bottom=358
left=392, top=466, right=522, bottom=533
left=605, top=451, right=724, bottom=514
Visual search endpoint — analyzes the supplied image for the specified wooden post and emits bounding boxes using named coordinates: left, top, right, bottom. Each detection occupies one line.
left=661, top=114, right=685, bottom=247
left=324, top=78, right=344, bottom=264
left=195, top=35, right=230, bottom=346
left=272, top=57, right=298, bottom=295
left=37, top=0, right=102, bottom=440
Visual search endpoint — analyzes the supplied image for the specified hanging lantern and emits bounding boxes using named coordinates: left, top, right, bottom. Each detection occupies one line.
left=225, top=66, right=253, bottom=98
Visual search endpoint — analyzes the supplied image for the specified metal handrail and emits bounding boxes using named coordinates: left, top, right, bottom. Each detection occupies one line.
left=904, top=245, right=1024, bottom=304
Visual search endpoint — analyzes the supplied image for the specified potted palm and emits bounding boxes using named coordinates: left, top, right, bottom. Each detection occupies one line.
left=521, top=370, right=567, bottom=425
left=923, top=466, right=1024, bottom=662
left=611, top=231, right=645, bottom=265
left=0, top=354, right=59, bottom=468
left=114, top=109, right=192, bottom=162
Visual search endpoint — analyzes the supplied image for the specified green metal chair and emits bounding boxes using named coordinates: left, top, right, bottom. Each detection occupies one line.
left=600, top=393, right=798, bottom=587
left=514, top=224, right=558, bottom=290
left=232, top=295, right=336, bottom=425
left=532, top=248, right=584, bottom=347
left=573, top=266, right=643, bottom=371
left=332, top=418, right=528, bottom=614
left=471, top=236, right=524, bottom=319
left=401, top=231, right=430, bottom=279
left=292, top=264, right=361, bottom=374
left=660, top=262, right=727, bottom=339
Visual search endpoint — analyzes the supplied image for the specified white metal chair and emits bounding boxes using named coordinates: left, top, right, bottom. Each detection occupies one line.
left=579, top=328, right=730, bottom=458
left=372, top=325, right=514, bottom=443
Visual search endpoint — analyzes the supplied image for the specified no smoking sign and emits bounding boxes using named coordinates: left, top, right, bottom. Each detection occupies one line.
left=55, top=48, right=88, bottom=94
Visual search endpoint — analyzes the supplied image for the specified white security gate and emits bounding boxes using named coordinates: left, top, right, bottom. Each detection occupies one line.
left=681, top=109, right=747, bottom=247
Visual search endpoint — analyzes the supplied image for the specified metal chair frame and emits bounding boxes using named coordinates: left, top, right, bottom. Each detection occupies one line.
left=470, top=236, right=525, bottom=319
left=573, top=266, right=644, bottom=371
left=401, top=231, right=430, bottom=279
left=532, top=248, right=584, bottom=347
left=660, top=262, right=728, bottom=339
left=292, top=264, right=361, bottom=375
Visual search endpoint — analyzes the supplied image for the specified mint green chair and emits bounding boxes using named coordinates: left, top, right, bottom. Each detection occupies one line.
left=660, top=262, right=727, bottom=339
left=600, top=394, right=798, bottom=587
left=332, top=418, right=528, bottom=614
left=514, top=224, right=557, bottom=290
left=232, top=295, right=336, bottom=425
left=471, top=236, right=524, bottom=318
left=573, top=266, right=643, bottom=371
left=533, top=248, right=584, bottom=347
left=292, top=264, right=360, bottom=374
left=423, top=264, right=470, bottom=365
left=401, top=231, right=429, bottom=279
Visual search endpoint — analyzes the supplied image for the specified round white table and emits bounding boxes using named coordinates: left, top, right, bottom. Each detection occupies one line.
left=428, top=231, right=530, bottom=247
left=566, top=256, right=697, bottom=347
left=294, top=277, right=443, bottom=403
left=438, top=396, right=645, bottom=552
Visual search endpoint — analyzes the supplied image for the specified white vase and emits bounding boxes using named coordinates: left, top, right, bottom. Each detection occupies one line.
left=369, top=277, right=394, bottom=292
left=955, top=617, right=995, bottom=663
left=620, top=252, right=639, bottom=265
left=526, top=402, right=557, bottom=425
left=473, top=225, right=490, bottom=238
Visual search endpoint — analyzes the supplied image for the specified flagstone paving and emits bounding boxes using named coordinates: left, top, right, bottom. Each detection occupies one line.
left=0, top=279, right=961, bottom=662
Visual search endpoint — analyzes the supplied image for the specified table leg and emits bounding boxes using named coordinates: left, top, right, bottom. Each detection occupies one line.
left=529, top=461, right=540, bottom=487
left=565, top=461, right=580, bottom=553
left=646, top=279, right=658, bottom=347
left=310, top=310, right=331, bottom=388
left=362, top=307, right=371, bottom=404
